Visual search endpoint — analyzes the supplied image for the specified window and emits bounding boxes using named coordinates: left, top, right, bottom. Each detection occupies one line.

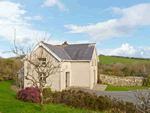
left=95, top=59, right=96, bottom=66
left=40, top=73, right=46, bottom=82
left=38, top=58, right=46, bottom=66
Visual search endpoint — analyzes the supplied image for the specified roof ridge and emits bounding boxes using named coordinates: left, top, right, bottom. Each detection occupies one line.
left=55, top=43, right=96, bottom=46
left=42, top=42, right=63, bottom=49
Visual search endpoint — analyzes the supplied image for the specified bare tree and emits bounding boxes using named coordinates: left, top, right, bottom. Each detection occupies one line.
left=132, top=88, right=150, bottom=113
left=11, top=30, right=65, bottom=108
left=25, top=46, right=65, bottom=108
left=126, top=75, right=150, bottom=113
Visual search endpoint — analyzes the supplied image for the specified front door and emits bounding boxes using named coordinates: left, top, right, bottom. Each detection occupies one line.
left=94, top=70, right=95, bottom=84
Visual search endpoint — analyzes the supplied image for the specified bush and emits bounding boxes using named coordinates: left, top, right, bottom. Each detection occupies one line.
left=146, top=75, right=150, bottom=87
left=102, top=83, right=109, bottom=85
left=17, top=87, right=141, bottom=112
left=43, top=88, right=53, bottom=104
left=0, top=58, right=23, bottom=81
left=43, top=89, right=140, bottom=113
left=98, top=62, right=148, bottom=77
left=97, top=78, right=102, bottom=84
left=52, top=91, right=61, bottom=104
left=16, top=87, right=40, bottom=103
left=97, top=95, right=113, bottom=111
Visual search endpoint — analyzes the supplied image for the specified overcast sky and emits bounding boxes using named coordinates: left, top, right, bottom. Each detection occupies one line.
left=0, top=0, right=150, bottom=58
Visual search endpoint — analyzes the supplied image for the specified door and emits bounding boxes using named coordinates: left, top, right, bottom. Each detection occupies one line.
left=94, top=70, right=95, bottom=84
left=65, top=72, right=70, bottom=88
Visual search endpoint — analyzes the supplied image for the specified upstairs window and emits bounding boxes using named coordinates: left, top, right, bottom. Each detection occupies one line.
left=38, top=58, right=46, bottom=66
left=40, top=73, right=46, bottom=82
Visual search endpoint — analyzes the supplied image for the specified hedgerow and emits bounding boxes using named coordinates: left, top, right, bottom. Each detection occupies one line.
left=17, top=87, right=142, bottom=112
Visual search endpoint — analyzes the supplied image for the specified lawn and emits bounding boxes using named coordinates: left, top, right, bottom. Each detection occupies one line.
left=0, top=80, right=102, bottom=113
left=105, top=85, right=149, bottom=91
left=99, top=55, right=150, bottom=64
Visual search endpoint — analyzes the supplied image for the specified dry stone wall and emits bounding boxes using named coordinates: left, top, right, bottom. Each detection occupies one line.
left=99, top=74, right=144, bottom=86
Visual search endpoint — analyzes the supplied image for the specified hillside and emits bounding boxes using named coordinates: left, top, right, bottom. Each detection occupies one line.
left=99, top=55, right=150, bottom=64
left=0, top=55, right=24, bottom=61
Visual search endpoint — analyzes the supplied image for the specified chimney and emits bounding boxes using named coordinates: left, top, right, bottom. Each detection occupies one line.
left=62, top=41, right=68, bottom=46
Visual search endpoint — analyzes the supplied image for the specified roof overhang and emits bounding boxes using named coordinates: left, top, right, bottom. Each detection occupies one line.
left=21, top=42, right=98, bottom=62
left=21, top=42, right=62, bottom=62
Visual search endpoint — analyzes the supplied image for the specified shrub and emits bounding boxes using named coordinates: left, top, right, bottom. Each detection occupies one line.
left=131, top=70, right=135, bottom=76
left=43, top=88, right=53, bottom=104
left=43, top=89, right=140, bottom=113
left=114, top=69, right=125, bottom=77
left=103, top=83, right=109, bottom=85
left=0, top=58, right=23, bottom=81
left=122, top=67, right=130, bottom=76
left=16, top=86, right=141, bottom=112
left=97, top=95, right=113, bottom=111
left=98, top=62, right=148, bottom=77
left=52, top=91, right=61, bottom=104
left=146, top=75, right=150, bottom=87
left=143, top=78, right=147, bottom=86
left=97, top=78, right=102, bottom=84
left=16, top=87, right=40, bottom=103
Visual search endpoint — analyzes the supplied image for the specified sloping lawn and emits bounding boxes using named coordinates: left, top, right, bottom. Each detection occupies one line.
left=99, top=55, right=150, bottom=64
left=105, top=85, right=149, bottom=91
left=0, top=80, right=101, bottom=113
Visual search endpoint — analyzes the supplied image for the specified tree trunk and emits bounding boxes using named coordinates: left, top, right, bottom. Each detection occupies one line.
left=20, top=82, right=21, bottom=89
left=39, top=89, right=44, bottom=109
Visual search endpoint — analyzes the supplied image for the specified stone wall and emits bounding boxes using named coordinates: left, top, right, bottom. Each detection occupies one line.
left=99, top=74, right=144, bottom=86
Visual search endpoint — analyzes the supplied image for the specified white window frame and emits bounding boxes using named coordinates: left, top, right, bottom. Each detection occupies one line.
left=40, top=73, right=46, bottom=82
left=38, top=58, right=46, bottom=66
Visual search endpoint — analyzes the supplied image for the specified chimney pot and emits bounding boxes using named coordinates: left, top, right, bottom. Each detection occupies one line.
left=62, top=41, right=68, bottom=45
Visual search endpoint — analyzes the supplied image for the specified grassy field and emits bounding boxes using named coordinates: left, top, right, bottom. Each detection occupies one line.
left=0, top=80, right=102, bottom=113
left=105, top=85, right=149, bottom=91
left=99, top=55, right=150, bottom=64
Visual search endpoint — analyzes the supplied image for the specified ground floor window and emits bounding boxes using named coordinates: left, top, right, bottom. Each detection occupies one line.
left=40, top=73, right=46, bottom=82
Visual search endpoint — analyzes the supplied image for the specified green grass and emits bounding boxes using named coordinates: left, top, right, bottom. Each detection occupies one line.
left=99, top=55, right=150, bottom=64
left=105, top=85, right=149, bottom=91
left=0, top=80, right=102, bottom=113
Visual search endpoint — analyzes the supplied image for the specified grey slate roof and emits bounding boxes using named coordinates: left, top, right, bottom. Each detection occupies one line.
left=57, top=44, right=95, bottom=60
left=43, top=43, right=71, bottom=60
left=43, top=42, right=95, bottom=61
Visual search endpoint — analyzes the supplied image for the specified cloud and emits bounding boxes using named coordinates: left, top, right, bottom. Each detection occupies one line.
left=0, top=2, right=26, bottom=18
left=64, top=3, right=150, bottom=40
left=98, top=43, right=150, bottom=58
left=0, top=1, right=51, bottom=45
left=41, top=0, right=68, bottom=11
left=25, top=16, right=42, bottom=20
